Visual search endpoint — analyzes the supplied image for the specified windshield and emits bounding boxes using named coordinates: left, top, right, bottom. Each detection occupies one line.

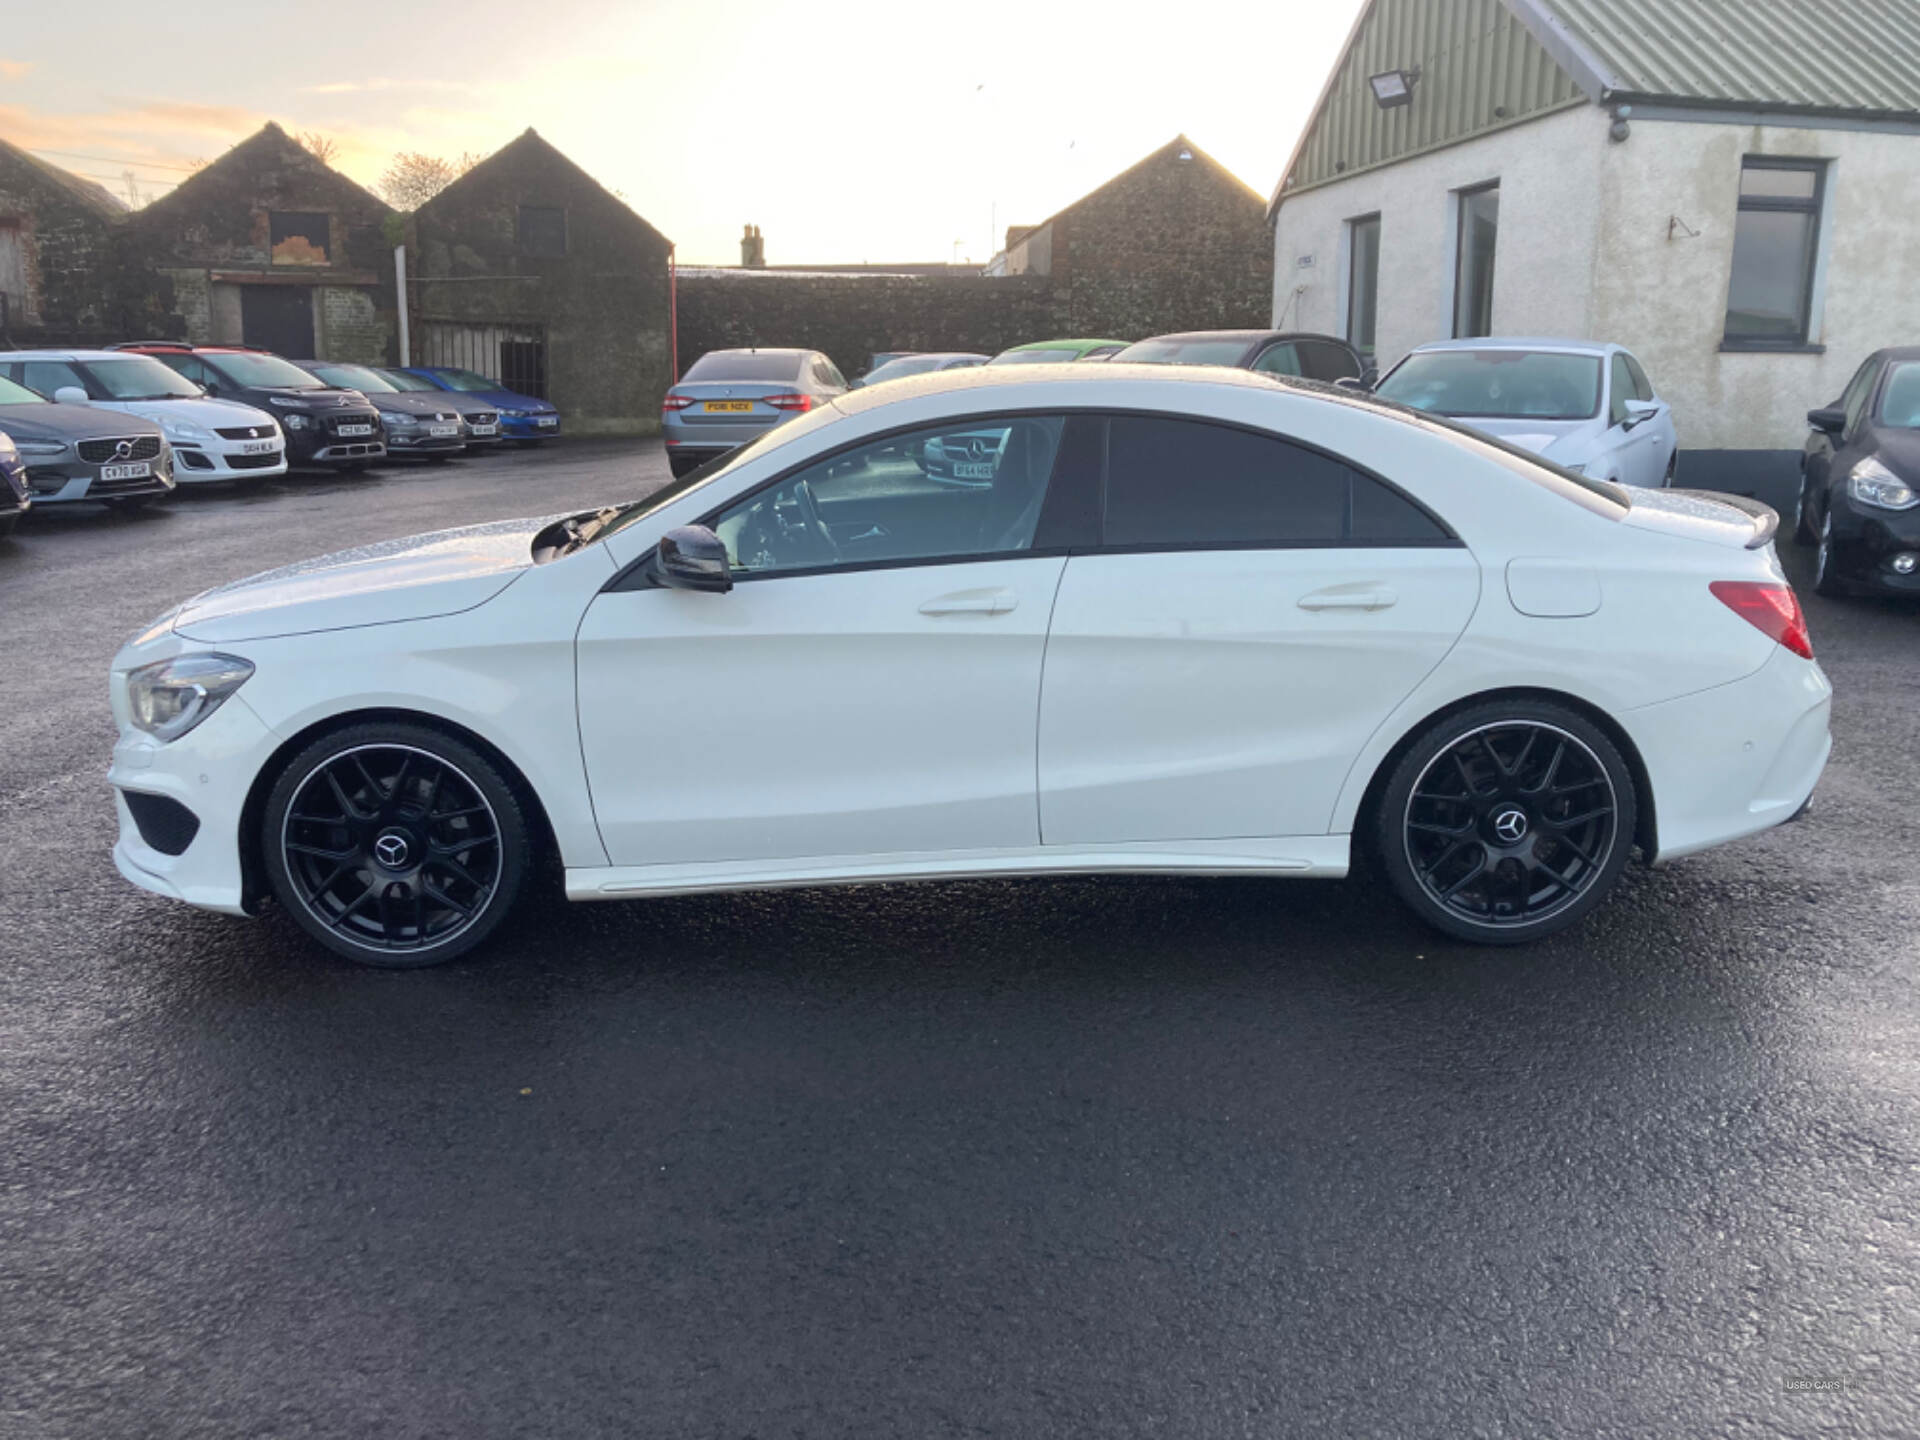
left=206, top=352, right=327, bottom=389
left=1879, top=362, right=1920, bottom=428
left=1376, top=350, right=1603, bottom=421
left=379, top=369, right=438, bottom=391
left=1112, top=338, right=1252, bottom=366
left=990, top=348, right=1079, bottom=366
left=83, top=356, right=204, bottom=400
left=684, top=352, right=804, bottom=382
left=435, top=369, right=504, bottom=393
left=0, top=374, right=47, bottom=405
left=312, top=363, right=396, bottom=392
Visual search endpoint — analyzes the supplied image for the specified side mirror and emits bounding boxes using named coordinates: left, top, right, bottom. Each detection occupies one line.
left=1622, top=398, right=1659, bottom=429
left=1806, top=406, right=1847, bottom=435
left=656, top=525, right=732, bottom=593
left=52, top=386, right=89, bottom=405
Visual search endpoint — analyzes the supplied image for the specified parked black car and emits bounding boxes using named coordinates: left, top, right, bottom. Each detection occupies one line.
left=1796, top=346, right=1920, bottom=598
left=113, top=343, right=385, bottom=470
left=0, top=371, right=174, bottom=510
left=0, top=423, right=31, bottom=537
left=375, top=368, right=503, bottom=447
left=1111, top=330, right=1371, bottom=384
left=292, top=360, right=468, bottom=460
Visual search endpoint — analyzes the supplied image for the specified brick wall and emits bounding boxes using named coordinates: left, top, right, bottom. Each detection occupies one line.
left=0, top=145, right=123, bottom=342
left=318, top=286, right=388, bottom=364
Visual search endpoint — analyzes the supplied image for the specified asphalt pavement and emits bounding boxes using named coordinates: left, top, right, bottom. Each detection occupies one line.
left=2, top=442, right=1917, bottom=1438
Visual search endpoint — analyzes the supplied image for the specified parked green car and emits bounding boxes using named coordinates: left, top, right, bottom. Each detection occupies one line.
left=986, top=338, right=1130, bottom=365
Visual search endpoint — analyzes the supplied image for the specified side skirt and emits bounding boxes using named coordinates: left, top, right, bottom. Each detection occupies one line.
left=566, top=836, right=1352, bottom=901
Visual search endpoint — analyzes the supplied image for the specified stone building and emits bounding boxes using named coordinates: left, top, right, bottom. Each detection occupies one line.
left=1268, top=0, right=1920, bottom=506
left=411, top=130, right=674, bottom=435
left=986, top=136, right=1274, bottom=337
left=124, top=122, right=399, bottom=361
left=0, top=136, right=127, bottom=343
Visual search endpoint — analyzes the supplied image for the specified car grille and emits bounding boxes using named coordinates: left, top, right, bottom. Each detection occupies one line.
left=77, top=435, right=163, bottom=464
left=225, top=451, right=283, bottom=470
left=215, top=425, right=274, bottom=441
left=468, top=411, right=498, bottom=425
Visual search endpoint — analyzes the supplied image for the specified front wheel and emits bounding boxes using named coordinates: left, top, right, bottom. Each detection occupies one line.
left=1374, top=701, right=1637, bottom=944
left=261, top=722, right=530, bottom=966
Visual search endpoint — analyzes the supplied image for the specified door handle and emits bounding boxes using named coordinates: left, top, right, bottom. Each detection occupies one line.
left=1297, top=585, right=1398, bottom=612
left=920, top=589, right=1017, bottom=617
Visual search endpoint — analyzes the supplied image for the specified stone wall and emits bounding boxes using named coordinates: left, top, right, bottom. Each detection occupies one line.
left=676, top=271, right=1058, bottom=378
left=0, top=143, right=134, bottom=343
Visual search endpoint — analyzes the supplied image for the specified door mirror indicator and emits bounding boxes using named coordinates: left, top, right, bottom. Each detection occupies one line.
left=656, top=525, right=733, bottom=593
left=1806, top=406, right=1847, bottom=435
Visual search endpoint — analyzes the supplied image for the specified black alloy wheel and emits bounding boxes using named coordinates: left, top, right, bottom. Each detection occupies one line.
left=1793, top=467, right=1818, bottom=545
left=263, top=722, right=528, bottom=966
left=1376, top=702, right=1637, bottom=944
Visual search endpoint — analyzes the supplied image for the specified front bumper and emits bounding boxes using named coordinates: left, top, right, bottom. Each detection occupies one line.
left=1623, top=645, right=1833, bottom=862
left=1828, top=495, right=1920, bottom=594
left=282, top=413, right=387, bottom=467
left=172, top=441, right=287, bottom=482
left=501, top=413, right=562, bottom=439
left=382, top=423, right=466, bottom=456
left=22, top=449, right=176, bottom=504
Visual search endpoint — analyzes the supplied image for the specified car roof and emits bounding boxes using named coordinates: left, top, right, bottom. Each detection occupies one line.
left=1407, top=336, right=1619, bottom=356
left=1132, top=330, right=1348, bottom=346
left=698, top=348, right=816, bottom=358
left=1, top=348, right=161, bottom=361
left=109, top=342, right=268, bottom=354
left=833, top=359, right=1354, bottom=417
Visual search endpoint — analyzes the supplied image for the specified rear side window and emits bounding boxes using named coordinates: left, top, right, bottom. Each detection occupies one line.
left=684, top=352, right=804, bottom=382
left=1251, top=343, right=1301, bottom=377
left=1104, top=416, right=1447, bottom=548
left=20, top=359, right=88, bottom=397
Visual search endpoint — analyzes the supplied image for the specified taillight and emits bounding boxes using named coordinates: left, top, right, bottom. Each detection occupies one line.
left=661, top=392, right=696, bottom=412
left=1710, top=581, right=1813, bottom=659
left=762, top=392, right=813, bottom=412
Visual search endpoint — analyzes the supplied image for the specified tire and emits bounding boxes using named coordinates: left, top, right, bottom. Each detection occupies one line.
left=261, top=721, right=530, bottom=967
left=1813, top=506, right=1850, bottom=598
left=1374, top=700, right=1638, bottom=945
left=0, top=512, right=17, bottom=539
left=1792, top=471, right=1817, bottom=546
left=1663, top=452, right=1677, bottom=487
left=668, top=453, right=699, bottom=479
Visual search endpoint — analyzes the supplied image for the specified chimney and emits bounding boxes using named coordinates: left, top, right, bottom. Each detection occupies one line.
left=740, top=223, right=766, bottom=269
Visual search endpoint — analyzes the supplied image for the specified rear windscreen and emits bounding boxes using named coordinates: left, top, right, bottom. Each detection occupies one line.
left=684, top=353, right=803, bottom=382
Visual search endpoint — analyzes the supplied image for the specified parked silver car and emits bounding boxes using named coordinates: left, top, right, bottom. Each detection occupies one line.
left=0, top=372, right=174, bottom=509
left=661, top=348, right=848, bottom=477
left=851, top=352, right=989, bottom=388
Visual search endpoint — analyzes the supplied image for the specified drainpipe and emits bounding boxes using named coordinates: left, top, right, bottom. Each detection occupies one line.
left=394, top=244, right=410, bottom=366
left=669, top=245, right=679, bottom=382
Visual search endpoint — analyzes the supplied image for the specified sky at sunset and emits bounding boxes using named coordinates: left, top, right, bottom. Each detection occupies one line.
left=0, top=0, right=1365, bottom=265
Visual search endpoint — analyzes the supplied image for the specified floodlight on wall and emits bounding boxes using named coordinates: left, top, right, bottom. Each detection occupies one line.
left=1368, top=67, right=1420, bottom=109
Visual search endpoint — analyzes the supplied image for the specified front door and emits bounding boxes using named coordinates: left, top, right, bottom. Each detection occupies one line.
left=1037, top=415, right=1480, bottom=844
left=241, top=285, right=315, bottom=359
left=576, top=413, right=1078, bottom=868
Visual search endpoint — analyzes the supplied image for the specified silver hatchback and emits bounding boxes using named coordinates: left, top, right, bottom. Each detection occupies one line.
left=661, top=348, right=847, bottom=477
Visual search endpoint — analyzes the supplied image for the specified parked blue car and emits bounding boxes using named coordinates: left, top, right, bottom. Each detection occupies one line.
left=394, top=367, right=560, bottom=442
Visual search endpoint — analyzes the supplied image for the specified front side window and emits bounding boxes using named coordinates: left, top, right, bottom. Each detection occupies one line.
left=1724, top=158, right=1825, bottom=347
left=1375, top=349, right=1602, bottom=422
left=269, top=212, right=330, bottom=265
left=1346, top=214, right=1380, bottom=356
left=1103, top=416, right=1446, bottom=548
left=1621, top=353, right=1654, bottom=401
left=518, top=205, right=567, bottom=259
left=710, top=416, right=1065, bottom=577
left=1452, top=184, right=1498, bottom=339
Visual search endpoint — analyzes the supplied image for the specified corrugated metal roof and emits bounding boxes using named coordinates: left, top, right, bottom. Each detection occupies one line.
left=1276, top=0, right=1584, bottom=203
left=1524, top=0, right=1920, bottom=118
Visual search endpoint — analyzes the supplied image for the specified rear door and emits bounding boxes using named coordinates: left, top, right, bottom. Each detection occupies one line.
left=1037, top=414, right=1479, bottom=844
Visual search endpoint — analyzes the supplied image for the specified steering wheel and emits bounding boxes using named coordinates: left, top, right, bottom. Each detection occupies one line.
left=789, top=478, right=839, bottom=564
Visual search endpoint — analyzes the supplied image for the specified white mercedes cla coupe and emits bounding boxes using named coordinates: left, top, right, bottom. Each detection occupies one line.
left=107, top=366, right=1832, bottom=966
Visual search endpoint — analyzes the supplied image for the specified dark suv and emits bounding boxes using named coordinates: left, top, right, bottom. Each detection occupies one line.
left=112, top=343, right=385, bottom=470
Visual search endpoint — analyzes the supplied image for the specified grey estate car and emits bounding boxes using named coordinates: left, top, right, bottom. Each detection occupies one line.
left=0, top=372, right=174, bottom=508
left=661, top=348, right=849, bottom=477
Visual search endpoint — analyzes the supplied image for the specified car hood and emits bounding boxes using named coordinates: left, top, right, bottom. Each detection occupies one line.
left=116, top=396, right=278, bottom=430
left=481, top=389, right=555, bottom=413
left=251, top=386, right=377, bottom=412
left=0, top=402, right=163, bottom=441
left=1447, top=415, right=1599, bottom=459
left=366, top=392, right=464, bottom=419
left=170, top=514, right=563, bottom=643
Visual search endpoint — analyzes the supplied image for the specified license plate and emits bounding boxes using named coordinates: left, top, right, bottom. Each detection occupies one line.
left=337, top=423, right=374, bottom=437
left=429, top=424, right=458, bottom=437
left=702, top=401, right=752, bottom=414
left=239, top=441, right=275, bottom=455
left=952, top=461, right=996, bottom=480
left=535, top=416, right=558, bottom=427
left=471, top=424, right=497, bottom=436
left=101, top=462, right=151, bottom=481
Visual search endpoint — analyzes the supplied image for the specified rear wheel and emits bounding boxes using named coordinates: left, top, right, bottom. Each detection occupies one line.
left=1375, top=701, right=1637, bottom=944
left=261, top=722, right=530, bottom=967
left=1792, top=472, right=1817, bottom=545
left=668, top=453, right=701, bottom=479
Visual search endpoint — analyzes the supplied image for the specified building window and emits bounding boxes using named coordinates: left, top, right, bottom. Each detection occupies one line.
left=518, top=205, right=567, bottom=258
left=1452, top=183, right=1498, bottom=338
left=1723, top=157, right=1826, bottom=348
left=1345, top=214, right=1380, bottom=357
left=268, top=212, right=330, bottom=266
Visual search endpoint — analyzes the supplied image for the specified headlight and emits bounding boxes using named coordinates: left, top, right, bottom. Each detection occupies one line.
left=162, top=417, right=210, bottom=442
left=1849, top=456, right=1918, bottom=511
left=14, top=436, right=70, bottom=456
left=126, top=653, right=255, bottom=743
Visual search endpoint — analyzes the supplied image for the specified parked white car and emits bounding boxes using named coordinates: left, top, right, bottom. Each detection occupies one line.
left=0, top=349, right=286, bottom=483
left=106, top=364, right=1828, bottom=966
left=1373, top=338, right=1679, bottom=487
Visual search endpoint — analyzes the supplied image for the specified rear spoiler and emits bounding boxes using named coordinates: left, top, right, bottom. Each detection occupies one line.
left=1661, top=489, right=1780, bottom=550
